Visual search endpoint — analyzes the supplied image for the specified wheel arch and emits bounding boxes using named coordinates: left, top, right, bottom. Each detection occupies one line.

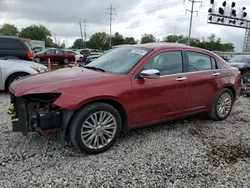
left=224, top=85, right=236, bottom=101
left=4, top=71, right=30, bottom=91
left=65, top=98, right=129, bottom=135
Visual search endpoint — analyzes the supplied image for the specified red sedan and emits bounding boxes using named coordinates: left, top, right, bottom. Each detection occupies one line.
left=9, top=43, right=242, bottom=154
left=34, top=48, right=75, bottom=64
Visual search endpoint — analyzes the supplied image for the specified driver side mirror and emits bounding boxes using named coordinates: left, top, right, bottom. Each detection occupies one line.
left=140, top=69, right=160, bottom=79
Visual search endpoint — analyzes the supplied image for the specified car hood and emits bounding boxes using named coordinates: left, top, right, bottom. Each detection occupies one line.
left=5, top=59, right=47, bottom=69
left=10, top=67, right=116, bottom=97
left=229, top=62, right=248, bottom=68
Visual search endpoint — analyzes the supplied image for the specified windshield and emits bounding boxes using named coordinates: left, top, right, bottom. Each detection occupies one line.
left=85, top=47, right=151, bottom=74
left=229, top=55, right=250, bottom=63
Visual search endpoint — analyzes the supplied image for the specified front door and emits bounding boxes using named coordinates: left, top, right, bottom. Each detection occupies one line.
left=44, top=49, right=55, bottom=62
left=130, top=50, right=189, bottom=126
left=54, top=49, right=64, bottom=62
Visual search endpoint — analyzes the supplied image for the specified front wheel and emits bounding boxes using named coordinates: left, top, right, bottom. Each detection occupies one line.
left=69, top=102, right=122, bottom=154
left=209, top=88, right=234, bottom=121
left=35, top=57, right=41, bottom=63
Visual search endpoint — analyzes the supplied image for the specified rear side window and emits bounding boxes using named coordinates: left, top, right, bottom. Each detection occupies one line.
left=0, top=38, right=24, bottom=50
left=187, top=51, right=217, bottom=72
left=46, top=50, right=55, bottom=54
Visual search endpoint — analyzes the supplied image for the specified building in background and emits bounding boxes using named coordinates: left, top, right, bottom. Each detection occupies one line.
left=21, top=38, right=45, bottom=50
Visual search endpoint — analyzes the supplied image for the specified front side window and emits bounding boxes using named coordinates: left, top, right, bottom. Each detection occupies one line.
left=86, top=47, right=151, bottom=74
left=187, top=51, right=217, bottom=72
left=55, top=50, right=64, bottom=54
left=46, top=50, right=54, bottom=54
left=143, top=51, right=183, bottom=76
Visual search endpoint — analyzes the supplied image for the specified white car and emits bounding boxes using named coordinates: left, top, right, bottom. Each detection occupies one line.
left=0, top=58, right=48, bottom=91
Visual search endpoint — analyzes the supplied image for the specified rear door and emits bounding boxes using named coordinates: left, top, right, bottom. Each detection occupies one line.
left=0, top=38, right=27, bottom=60
left=130, top=49, right=189, bottom=125
left=184, top=50, right=229, bottom=112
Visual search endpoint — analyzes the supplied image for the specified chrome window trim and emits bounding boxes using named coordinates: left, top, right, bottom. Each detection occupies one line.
left=134, top=68, right=226, bottom=80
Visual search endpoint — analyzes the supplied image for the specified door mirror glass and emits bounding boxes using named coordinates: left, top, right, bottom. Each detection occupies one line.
left=140, top=69, right=160, bottom=79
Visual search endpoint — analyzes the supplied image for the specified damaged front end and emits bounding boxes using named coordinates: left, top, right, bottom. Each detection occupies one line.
left=8, top=91, right=74, bottom=143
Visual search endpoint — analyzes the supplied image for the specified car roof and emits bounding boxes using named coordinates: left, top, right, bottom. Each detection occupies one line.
left=114, top=43, right=214, bottom=54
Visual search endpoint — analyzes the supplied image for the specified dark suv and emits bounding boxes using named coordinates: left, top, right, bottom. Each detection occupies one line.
left=0, top=36, right=33, bottom=61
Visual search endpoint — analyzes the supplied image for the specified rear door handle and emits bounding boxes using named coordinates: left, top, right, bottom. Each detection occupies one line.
left=212, top=72, right=220, bottom=76
left=175, top=77, right=187, bottom=81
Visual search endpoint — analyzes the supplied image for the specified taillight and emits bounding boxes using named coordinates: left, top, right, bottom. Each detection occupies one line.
left=238, top=71, right=242, bottom=78
left=238, top=71, right=243, bottom=85
left=27, top=51, right=33, bottom=60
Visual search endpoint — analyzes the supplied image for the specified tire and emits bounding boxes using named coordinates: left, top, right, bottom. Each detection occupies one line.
left=209, top=88, right=234, bottom=121
left=5, top=72, right=29, bottom=91
left=64, top=58, right=69, bottom=64
left=35, top=57, right=41, bottom=63
left=69, top=102, right=122, bottom=154
left=247, top=93, right=250, bottom=97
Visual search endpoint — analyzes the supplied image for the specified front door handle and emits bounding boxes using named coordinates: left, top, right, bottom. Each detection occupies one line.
left=212, top=72, right=220, bottom=76
left=175, top=77, right=187, bottom=81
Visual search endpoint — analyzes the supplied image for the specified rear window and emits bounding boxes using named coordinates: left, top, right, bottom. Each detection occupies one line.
left=0, top=38, right=25, bottom=50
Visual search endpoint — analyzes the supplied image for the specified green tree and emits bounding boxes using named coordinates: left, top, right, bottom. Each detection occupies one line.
left=60, top=43, right=66, bottom=49
left=112, top=32, right=125, bottom=46
left=88, top=32, right=109, bottom=50
left=0, top=23, right=19, bottom=36
left=72, top=39, right=85, bottom=49
left=163, top=33, right=235, bottom=52
left=19, top=25, right=51, bottom=40
left=141, top=34, right=156, bottom=44
left=45, top=37, right=54, bottom=47
left=124, top=37, right=136, bottom=44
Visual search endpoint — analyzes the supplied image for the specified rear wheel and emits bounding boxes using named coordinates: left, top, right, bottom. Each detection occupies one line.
left=209, top=88, right=234, bottom=121
left=64, top=58, right=69, bottom=64
left=6, top=72, right=29, bottom=91
left=69, top=102, right=122, bottom=154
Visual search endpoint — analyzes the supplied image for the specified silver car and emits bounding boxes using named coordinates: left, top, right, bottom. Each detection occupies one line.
left=0, top=58, right=48, bottom=91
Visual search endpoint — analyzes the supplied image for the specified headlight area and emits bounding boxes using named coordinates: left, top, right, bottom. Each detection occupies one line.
left=31, top=66, right=48, bottom=73
left=10, top=92, right=63, bottom=135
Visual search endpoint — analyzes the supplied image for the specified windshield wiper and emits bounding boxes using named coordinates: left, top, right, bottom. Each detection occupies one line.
left=84, top=66, right=105, bottom=72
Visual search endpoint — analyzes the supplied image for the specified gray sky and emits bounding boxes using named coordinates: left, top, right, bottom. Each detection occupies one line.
left=0, top=0, right=249, bottom=51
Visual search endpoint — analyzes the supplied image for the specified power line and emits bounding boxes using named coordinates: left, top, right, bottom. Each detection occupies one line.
left=185, top=0, right=202, bottom=46
left=106, top=4, right=116, bottom=47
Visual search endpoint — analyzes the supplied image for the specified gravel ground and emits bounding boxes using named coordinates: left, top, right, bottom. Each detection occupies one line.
left=0, top=93, right=250, bottom=188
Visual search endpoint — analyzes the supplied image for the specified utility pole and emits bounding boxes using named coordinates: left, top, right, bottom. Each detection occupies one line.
left=79, top=22, right=84, bottom=44
left=54, top=33, right=57, bottom=47
left=106, top=4, right=116, bottom=48
left=83, top=20, right=88, bottom=49
left=185, top=0, right=202, bottom=46
left=173, top=26, right=177, bottom=35
left=65, top=37, right=68, bottom=48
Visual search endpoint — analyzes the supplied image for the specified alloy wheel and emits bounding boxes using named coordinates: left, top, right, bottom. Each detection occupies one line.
left=80, top=111, right=117, bottom=149
left=216, top=92, right=232, bottom=118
